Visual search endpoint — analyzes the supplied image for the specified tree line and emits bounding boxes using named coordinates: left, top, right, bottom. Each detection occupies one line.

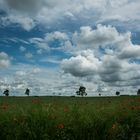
left=2, top=88, right=30, bottom=96
left=1, top=87, right=140, bottom=96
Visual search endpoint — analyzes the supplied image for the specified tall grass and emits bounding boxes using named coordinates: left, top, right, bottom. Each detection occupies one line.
left=0, top=96, right=140, bottom=140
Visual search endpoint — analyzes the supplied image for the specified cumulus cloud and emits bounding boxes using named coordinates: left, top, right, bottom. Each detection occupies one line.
left=0, top=64, right=79, bottom=96
left=73, top=24, right=131, bottom=50
left=1, top=0, right=140, bottom=31
left=0, top=52, right=11, bottom=68
left=45, top=31, right=68, bottom=41
left=118, top=45, right=140, bottom=59
left=0, top=66, right=43, bottom=95
left=16, top=68, right=41, bottom=77
left=61, top=24, right=140, bottom=92
left=5, top=0, right=43, bottom=14
left=62, top=50, right=101, bottom=77
left=1, top=15, right=35, bottom=31
left=100, top=1, right=140, bottom=22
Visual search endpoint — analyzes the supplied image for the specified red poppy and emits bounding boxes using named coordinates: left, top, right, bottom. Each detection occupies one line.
left=137, top=98, right=140, bottom=102
left=56, top=123, right=64, bottom=129
left=32, top=99, right=41, bottom=104
left=64, top=107, right=69, bottom=112
left=112, top=124, right=116, bottom=129
left=1, top=103, right=9, bottom=110
left=130, top=106, right=137, bottom=111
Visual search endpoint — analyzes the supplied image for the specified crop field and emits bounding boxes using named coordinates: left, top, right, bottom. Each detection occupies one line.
left=0, top=96, right=140, bottom=140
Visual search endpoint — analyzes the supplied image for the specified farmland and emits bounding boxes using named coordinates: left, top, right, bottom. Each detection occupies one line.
left=0, top=96, right=140, bottom=140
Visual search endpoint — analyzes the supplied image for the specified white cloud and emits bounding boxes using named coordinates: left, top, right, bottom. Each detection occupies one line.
left=25, top=52, right=33, bottom=59
left=19, top=46, right=26, bottom=52
left=118, top=45, right=140, bottom=59
left=2, top=0, right=140, bottom=31
left=0, top=66, right=43, bottom=96
left=37, top=49, right=43, bottom=54
left=30, top=38, right=50, bottom=51
left=0, top=54, right=139, bottom=96
left=62, top=50, right=101, bottom=77
left=0, top=52, right=11, bottom=68
left=0, top=63, right=81, bottom=96
left=29, top=31, right=70, bottom=52
left=40, top=56, right=61, bottom=64
left=61, top=24, right=140, bottom=93
left=16, top=68, right=41, bottom=77
left=1, top=14, right=35, bottom=31
left=101, top=1, right=140, bottom=22
left=32, top=68, right=41, bottom=74
left=5, top=0, right=42, bottom=14
left=45, top=31, right=68, bottom=41
left=15, top=71, right=26, bottom=76
left=73, top=24, right=131, bottom=50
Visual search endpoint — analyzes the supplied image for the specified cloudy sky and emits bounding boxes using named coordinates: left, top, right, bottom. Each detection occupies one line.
left=0, top=0, right=140, bottom=96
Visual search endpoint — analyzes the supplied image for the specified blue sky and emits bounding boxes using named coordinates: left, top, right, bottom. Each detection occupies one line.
left=0, top=0, right=140, bottom=96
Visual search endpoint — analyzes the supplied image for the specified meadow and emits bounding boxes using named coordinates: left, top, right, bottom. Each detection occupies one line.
left=0, top=96, right=140, bottom=140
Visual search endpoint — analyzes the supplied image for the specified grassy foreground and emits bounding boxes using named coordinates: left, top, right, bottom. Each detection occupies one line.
left=0, top=96, right=140, bottom=140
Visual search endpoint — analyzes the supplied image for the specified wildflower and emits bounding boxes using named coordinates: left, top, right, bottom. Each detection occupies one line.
left=112, top=124, right=116, bottom=129
left=64, top=107, right=69, bottom=112
left=32, top=99, right=41, bottom=104
left=137, top=98, right=140, bottom=102
left=1, top=103, right=9, bottom=110
left=56, top=123, right=64, bottom=129
left=130, top=106, right=137, bottom=111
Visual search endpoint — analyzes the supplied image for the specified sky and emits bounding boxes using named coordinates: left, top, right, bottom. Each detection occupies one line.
left=0, top=0, right=140, bottom=96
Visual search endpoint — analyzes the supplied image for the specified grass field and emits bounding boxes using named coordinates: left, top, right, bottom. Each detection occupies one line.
left=0, top=96, right=140, bottom=140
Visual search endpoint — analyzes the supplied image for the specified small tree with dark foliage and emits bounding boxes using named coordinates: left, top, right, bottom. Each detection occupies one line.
left=76, top=86, right=87, bottom=96
left=25, top=88, right=30, bottom=96
left=116, top=91, right=120, bottom=96
left=137, top=89, right=140, bottom=95
left=3, top=89, right=9, bottom=96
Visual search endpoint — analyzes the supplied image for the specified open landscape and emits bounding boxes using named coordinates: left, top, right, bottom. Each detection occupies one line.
left=1, top=0, right=140, bottom=140
left=0, top=96, right=140, bottom=140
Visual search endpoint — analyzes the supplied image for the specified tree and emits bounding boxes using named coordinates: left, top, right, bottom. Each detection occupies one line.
left=137, top=89, right=140, bottom=95
left=25, top=88, right=30, bottom=96
left=116, top=91, right=120, bottom=96
left=3, top=89, right=9, bottom=96
left=76, top=86, right=87, bottom=96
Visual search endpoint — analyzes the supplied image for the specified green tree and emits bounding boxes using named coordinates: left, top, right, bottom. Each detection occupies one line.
left=116, top=91, right=120, bottom=96
left=76, top=86, right=87, bottom=96
left=25, top=88, right=30, bottom=96
left=3, top=89, right=9, bottom=96
left=137, top=89, right=140, bottom=95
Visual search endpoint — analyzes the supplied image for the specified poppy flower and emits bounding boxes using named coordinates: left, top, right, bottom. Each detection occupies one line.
left=56, top=123, right=64, bottom=129
left=112, top=124, right=116, bottom=129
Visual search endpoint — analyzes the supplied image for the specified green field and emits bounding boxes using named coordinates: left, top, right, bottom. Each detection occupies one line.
left=0, top=96, right=140, bottom=140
